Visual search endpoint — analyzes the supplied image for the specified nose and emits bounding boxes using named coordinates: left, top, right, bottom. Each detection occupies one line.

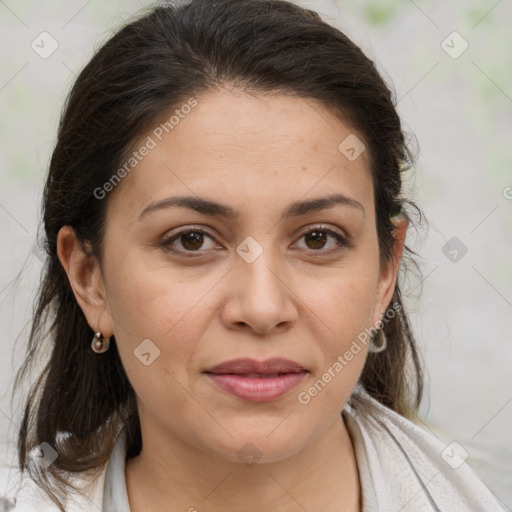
left=220, top=243, right=298, bottom=336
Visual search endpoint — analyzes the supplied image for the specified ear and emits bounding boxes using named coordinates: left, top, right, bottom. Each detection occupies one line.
left=373, top=214, right=408, bottom=324
left=56, top=226, right=113, bottom=337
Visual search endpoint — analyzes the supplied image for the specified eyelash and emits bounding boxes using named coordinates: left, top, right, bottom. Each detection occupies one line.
left=159, top=224, right=349, bottom=257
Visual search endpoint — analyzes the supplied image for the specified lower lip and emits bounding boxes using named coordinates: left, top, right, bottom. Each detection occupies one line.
left=205, top=372, right=307, bottom=402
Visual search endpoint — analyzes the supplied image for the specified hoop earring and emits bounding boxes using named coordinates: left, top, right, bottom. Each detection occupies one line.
left=369, top=315, right=387, bottom=353
left=369, top=329, right=387, bottom=353
left=91, top=332, right=111, bottom=354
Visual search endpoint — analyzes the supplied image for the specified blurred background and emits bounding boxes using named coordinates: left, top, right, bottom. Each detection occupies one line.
left=0, top=0, right=511, bottom=508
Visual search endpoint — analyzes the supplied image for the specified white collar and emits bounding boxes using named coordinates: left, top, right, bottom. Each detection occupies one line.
left=102, top=426, right=130, bottom=512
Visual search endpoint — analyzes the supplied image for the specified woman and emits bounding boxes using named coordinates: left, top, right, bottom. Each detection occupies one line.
left=1, top=0, right=506, bottom=510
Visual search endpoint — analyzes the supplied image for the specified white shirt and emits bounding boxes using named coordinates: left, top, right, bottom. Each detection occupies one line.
left=1, top=384, right=508, bottom=511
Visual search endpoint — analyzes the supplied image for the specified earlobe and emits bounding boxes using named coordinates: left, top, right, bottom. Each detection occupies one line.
left=56, top=226, right=113, bottom=336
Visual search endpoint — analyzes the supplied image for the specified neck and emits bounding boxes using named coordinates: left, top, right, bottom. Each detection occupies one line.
left=125, top=415, right=360, bottom=512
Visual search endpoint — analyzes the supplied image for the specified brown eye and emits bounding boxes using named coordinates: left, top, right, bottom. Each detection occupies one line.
left=180, top=231, right=205, bottom=251
left=304, top=230, right=328, bottom=250
left=295, top=226, right=348, bottom=253
left=161, top=228, right=219, bottom=254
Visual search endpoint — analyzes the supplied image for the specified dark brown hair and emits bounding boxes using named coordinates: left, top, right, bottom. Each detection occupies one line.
left=13, top=0, right=425, bottom=509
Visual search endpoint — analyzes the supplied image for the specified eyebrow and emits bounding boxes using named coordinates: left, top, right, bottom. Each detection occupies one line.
left=138, top=193, right=365, bottom=221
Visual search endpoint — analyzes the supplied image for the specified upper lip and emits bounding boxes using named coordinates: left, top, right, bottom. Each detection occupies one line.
left=204, top=358, right=307, bottom=375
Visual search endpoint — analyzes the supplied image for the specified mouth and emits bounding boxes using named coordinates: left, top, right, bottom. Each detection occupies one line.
left=203, top=358, right=308, bottom=402
left=204, top=357, right=307, bottom=375
left=221, top=373, right=298, bottom=378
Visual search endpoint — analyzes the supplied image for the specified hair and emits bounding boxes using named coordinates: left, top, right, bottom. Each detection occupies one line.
left=12, top=0, right=426, bottom=509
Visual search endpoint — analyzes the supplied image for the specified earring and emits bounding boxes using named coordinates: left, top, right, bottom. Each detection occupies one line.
left=91, top=332, right=111, bottom=353
left=368, top=314, right=387, bottom=353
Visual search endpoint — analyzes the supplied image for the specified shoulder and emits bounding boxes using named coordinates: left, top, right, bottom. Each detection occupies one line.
left=0, top=461, right=55, bottom=512
left=0, top=460, right=107, bottom=512
left=0, top=465, right=17, bottom=511
left=343, top=384, right=507, bottom=512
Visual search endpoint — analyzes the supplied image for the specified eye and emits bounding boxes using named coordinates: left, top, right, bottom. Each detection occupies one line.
left=160, top=227, right=220, bottom=255
left=293, top=225, right=348, bottom=253
left=160, top=224, right=349, bottom=257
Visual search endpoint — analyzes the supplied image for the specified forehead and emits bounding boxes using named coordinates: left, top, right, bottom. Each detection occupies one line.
left=166, top=88, right=363, bottom=160
left=107, top=88, right=373, bottom=219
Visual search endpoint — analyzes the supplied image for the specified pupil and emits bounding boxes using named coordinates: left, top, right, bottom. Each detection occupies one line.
left=307, top=230, right=326, bottom=249
left=182, top=232, right=203, bottom=250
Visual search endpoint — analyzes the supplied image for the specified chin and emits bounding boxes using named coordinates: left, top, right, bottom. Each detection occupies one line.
left=200, top=426, right=311, bottom=466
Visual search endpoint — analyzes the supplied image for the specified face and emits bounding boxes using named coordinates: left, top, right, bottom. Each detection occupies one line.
left=59, top=88, right=405, bottom=464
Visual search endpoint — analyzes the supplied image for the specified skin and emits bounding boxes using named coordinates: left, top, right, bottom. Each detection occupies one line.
left=57, top=87, right=408, bottom=512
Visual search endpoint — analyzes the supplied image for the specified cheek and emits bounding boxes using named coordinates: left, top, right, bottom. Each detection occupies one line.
left=297, top=261, right=377, bottom=394
left=295, top=278, right=374, bottom=418
left=307, top=263, right=378, bottom=337
left=105, top=252, right=210, bottom=339
left=102, top=256, right=203, bottom=385
left=105, top=262, right=207, bottom=424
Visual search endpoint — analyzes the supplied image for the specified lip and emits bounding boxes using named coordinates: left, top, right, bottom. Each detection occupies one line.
left=205, top=357, right=307, bottom=375
left=204, top=358, right=308, bottom=402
